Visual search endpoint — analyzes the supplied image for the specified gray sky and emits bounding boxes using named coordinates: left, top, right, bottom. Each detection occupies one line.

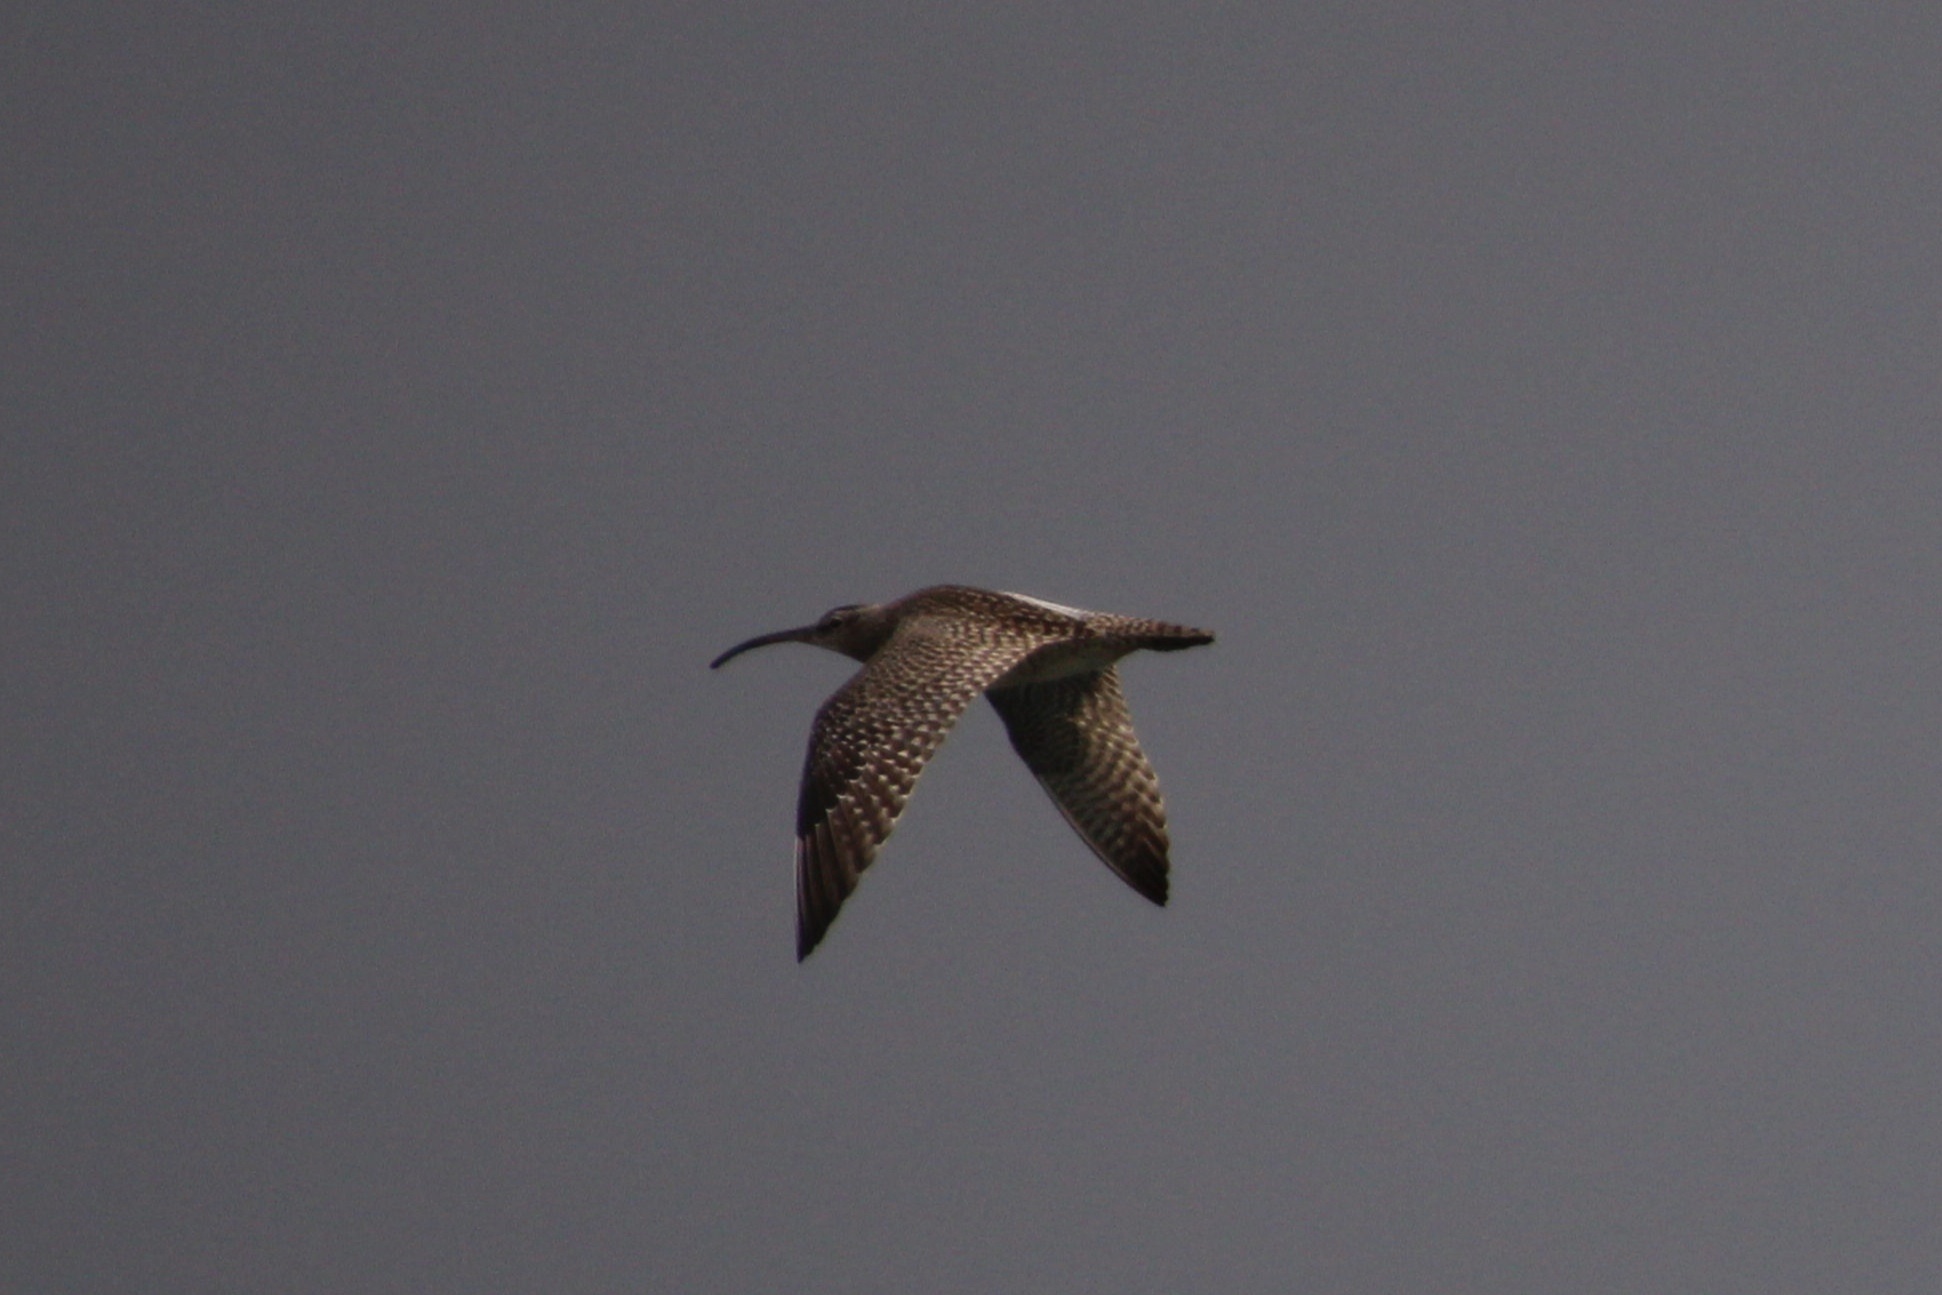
left=7, top=5, right=1941, bottom=1291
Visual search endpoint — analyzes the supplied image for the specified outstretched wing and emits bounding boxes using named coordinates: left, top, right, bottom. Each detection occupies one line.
left=985, top=666, right=1172, bottom=906
left=794, top=616, right=1044, bottom=959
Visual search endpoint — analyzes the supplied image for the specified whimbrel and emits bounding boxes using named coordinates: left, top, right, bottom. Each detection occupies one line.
left=711, top=585, right=1214, bottom=959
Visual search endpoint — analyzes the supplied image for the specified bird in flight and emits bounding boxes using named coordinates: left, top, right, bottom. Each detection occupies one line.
left=711, top=585, right=1214, bottom=959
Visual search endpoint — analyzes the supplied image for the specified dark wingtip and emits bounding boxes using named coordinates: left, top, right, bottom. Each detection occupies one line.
left=797, top=911, right=830, bottom=961
left=796, top=836, right=834, bottom=961
left=1143, top=871, right=1170, bottom=907
left=1119, top=849, right=1170, bottom=906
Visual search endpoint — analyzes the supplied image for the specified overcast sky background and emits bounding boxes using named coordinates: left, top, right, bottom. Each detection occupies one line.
left=7, top=5, right=1942, bottom=1292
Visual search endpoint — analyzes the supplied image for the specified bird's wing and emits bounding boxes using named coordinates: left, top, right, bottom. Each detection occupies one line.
left=985, top=666, right=1172, bottom=906
left=795, top=614, right=1047, bottom=959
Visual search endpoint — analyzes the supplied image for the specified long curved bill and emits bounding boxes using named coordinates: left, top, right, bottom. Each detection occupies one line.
left=709, top=625, right=816, bottom=669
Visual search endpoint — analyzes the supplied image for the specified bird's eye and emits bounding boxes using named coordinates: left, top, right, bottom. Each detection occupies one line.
left=817, top=604, right=861, bottom=633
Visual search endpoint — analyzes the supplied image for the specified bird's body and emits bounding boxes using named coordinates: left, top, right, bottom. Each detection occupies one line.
left=711, top=586, right=1214, bottom=958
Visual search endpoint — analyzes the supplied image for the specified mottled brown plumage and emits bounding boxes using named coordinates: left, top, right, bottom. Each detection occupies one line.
left=711, top=586, right=1214, bottom=959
